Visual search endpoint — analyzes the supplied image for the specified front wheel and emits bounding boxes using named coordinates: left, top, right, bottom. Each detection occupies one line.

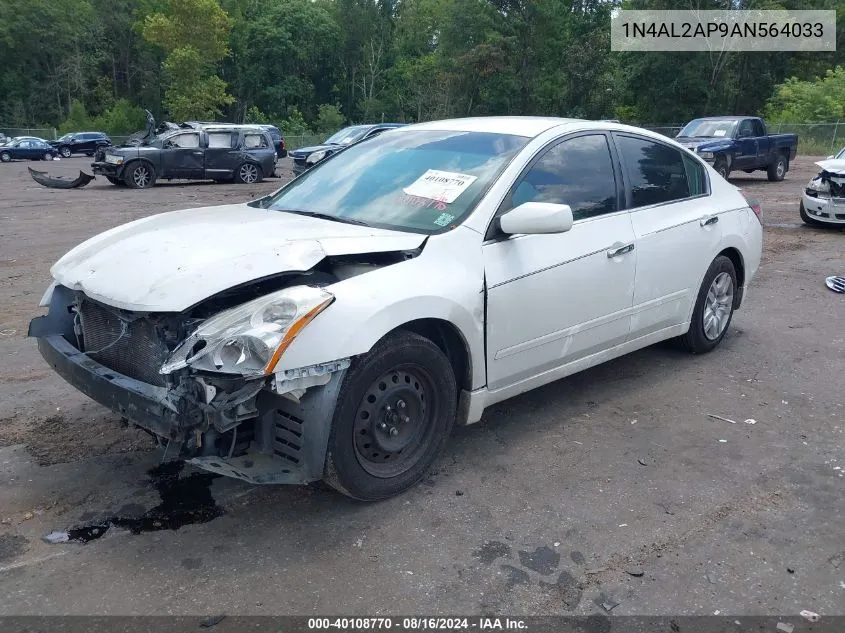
left=234, top=162, right=262, bottom=184
left=679, top=256, right=737, bottom=354
left=124, top=162, right=156, bottom=189
left=324, top=331, right=457, bottom=500
left=713, top=156, right=730, bottom=179
left=59, top=146, right=71, bottom=158
left=767, top=154, right=787, bottom=182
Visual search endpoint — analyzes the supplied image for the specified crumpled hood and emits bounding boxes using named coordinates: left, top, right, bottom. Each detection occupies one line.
left=51, top=203, right=426, bottom=312
left=676, top=137, right=732, bottom=153
left=814, top=159, right=845, bottom=176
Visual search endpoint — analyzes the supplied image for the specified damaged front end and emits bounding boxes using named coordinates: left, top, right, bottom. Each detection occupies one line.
left=28, top=280, right=351, bottom=485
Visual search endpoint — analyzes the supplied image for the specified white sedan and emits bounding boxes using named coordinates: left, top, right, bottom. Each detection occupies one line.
left=29, top=117, right=763, bottom=500
left=801, top=157, right=845, bottom=227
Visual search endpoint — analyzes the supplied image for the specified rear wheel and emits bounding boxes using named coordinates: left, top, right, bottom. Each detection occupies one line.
left=43, top=152, right=53, bottom=161
left=767, top=154, right=787, bottom=181
left=59, top=146, right=71, bottom=158
left=324, top=331, right=457, bottom=500
left=234, top=162, right=261, bottom=184
left=124, top=162, right=156, bottom=189
left=679, top=256, right=737, bottom=354
left=0, top=151, right=10, bottom=163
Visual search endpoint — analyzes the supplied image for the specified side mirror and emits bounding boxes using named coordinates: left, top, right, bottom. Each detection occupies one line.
left=499, top=202, right=574, bottom=235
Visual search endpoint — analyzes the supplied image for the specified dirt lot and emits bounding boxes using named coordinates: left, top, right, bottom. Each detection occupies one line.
left=0, top=155, right=842, bottom=618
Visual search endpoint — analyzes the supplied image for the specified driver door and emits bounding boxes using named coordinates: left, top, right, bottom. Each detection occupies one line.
left=482, top=132, right=637, bottom=392
left=733, top=120, right=758, bottom=170
left=160, top=132, right=204, bottom=179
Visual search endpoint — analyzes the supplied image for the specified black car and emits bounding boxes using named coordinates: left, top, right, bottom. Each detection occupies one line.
left=258, top=125, right=287, bottom=158
left=289, top=123, right=405, bottom=175
left=0, top=138, right=59, bottom=162
left=91, top=122, right=276, bottom=188
left=51, top=131, right=111, bottom=158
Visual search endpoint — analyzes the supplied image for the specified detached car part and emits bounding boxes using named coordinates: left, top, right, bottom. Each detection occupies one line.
left=28, top=167, right=95, bottom=189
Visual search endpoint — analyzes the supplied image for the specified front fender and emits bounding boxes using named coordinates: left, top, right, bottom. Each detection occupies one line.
left=274, top=228, right=487, bottom=389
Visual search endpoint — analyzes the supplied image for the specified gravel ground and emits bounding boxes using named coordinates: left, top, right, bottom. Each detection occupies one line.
left=0, top=154, right=842, bottom=618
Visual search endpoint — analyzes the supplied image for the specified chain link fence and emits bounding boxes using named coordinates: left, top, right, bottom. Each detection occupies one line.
left=641, top=122, right=844, bottom=155
left=0, top=126, right=57, bottom=140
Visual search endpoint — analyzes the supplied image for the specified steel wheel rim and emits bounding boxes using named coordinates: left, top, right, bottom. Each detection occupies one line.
left=133, top=165, right=150, bottom=188
left=240, top=163, right=258, bottom=183
left=61, top=147, right=71, bottom=157
left=353, top=365, right=437, bottom=478
left=703, top=272, right=733, bottom=341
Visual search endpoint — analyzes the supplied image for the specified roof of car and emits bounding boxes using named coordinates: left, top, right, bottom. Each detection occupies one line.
left=405, top=116, right=585, bottom=138
left=691, top=116, right=756, bottom=121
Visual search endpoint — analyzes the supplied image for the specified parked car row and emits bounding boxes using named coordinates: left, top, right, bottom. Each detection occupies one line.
left=0, top=137, right=58, bottom=162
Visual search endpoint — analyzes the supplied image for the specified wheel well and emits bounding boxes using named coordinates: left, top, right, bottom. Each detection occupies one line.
left=718, top=247, right=744, bottom=306
left=394, top=319, right=471, bottom=392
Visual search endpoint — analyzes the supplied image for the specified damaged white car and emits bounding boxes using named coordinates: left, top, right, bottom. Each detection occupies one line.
left=29, top=117, right=763, bottom=500
left=801, top=157, right=845, bottom=227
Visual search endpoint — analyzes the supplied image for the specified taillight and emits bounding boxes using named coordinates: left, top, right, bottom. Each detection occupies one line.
left=281, top=139, right=286, bottom=150
left=743, top=195, right=762, bottom=222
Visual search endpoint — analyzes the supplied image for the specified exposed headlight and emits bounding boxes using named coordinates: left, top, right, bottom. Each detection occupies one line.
left=698, top=151, right=714, bottom=159
left=105, top=154, right=124, bottom=165
left=306, top=150, right=328, bottom=164
left=160, top=286, right=334, bottom=377
left=805, top=177, right=830, bottom=198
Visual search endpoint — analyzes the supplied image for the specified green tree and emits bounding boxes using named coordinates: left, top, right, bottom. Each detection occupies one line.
left=315, top=104, right=345, bottom=133
left=764, top=66, right=845, bottom=122
left=142, top=0, right=234, bottom=120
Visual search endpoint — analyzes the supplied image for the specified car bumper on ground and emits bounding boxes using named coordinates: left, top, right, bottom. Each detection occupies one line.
left=801, top=192, right=845, bottom=225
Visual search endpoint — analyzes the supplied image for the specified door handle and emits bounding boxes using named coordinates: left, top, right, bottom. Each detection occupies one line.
left=192, top=151, right=203, bottom=155
left=700, top=215, right=719, bottom=227
left=606, top=243, right=635, bottom=258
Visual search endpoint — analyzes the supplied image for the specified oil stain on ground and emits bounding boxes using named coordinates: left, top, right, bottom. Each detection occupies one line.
left=44, top=461, right=224, bottom=544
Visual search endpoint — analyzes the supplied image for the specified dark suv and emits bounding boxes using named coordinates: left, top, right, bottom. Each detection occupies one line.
left=258, top=125, right=287, bottom=158
left=289, top=123, right=405, bottom=175
left=51, top=132, right=111, bottom=158
left=91, top=124, right=276, bottom=188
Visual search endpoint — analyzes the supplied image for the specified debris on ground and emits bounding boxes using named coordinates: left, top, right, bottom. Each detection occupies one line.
left=787, top=567, right=795, bottom=574
left=776, top=622, right=794, bottom=633
left=718, top=439, right=728, bottom=443
left=744, top=419, right=757, bottom=425
left=28, top=167, right=95, bottom=189
left=637, top=458, right=649, bottom=466
left=600, top=598, right=620, bottom=612
left=800, top=610, right=819, bottom=622
left=200, top=614, right=226, bottom=628
left=42, top=531, right=70, bottom=544
left=22, top=512, right=33, bottom=521
left=825, top=276, right=845, bottom=293
left=625, top=566, right=645, bottom=577
left=707, top=413, right=737, bottom=424
left=829, top=552, right=844, bottom=568
left=455, top=490, right=464, bottom=496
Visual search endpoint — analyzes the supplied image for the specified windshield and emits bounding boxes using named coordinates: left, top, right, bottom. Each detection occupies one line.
left=324, top=126, right=371, bottom=146
left=262, top=129, right=528, bottom=234
left=678, top=119, right=737, bottom=139
left=57, top=133, right=73, bottom=141
left=835, top=147, right=845, bottom=159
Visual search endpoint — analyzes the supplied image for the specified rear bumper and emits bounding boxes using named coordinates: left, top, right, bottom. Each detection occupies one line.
left=33, top=332, right=190, bottom=440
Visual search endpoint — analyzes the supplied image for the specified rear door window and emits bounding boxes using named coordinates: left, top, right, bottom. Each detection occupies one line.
left=208, top=132, right=234, bottom=148
left=615, top=135, right=691, bottom=208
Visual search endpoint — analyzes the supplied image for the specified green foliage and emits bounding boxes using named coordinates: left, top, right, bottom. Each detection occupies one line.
left=315, top=104, right=345, bottom=134
left=764, top=67, right=845, bottom=123
left=244, top=105, right=268, bottom=124
left=279, top=106, right=313, bottom=136
left=58, top=100, right=91, bottom=135
left=59, top=98, right=147, bottom=135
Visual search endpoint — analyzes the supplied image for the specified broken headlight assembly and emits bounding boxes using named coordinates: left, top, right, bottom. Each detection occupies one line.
left=805, top=176, right=829, bottom=198
left=160, top=286, right=333, bottom=378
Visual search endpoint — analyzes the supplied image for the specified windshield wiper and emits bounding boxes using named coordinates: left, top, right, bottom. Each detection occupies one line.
left=276, top=209, right=372, bottom=227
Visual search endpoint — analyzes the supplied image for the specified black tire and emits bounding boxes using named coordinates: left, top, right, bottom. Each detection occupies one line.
left=799, top=201, right=824, bottom=227
left=106, top=176, right=126, bottom=186
left=679, top=256, right=737, bottom=354
left=234, top=162, right=262, bottom=184
left=324, top=330, right=457, bottom=500
left=43, top=152, right=53, bottom=161
left=767, top=154, right=787, bottom=181
left=713, top=156, right=730, bottom=179
left=123, top=161, right=156, bottom=189
left=59, top=146, right=71, bottom=158
left=0, top=151, right=10, bottom=163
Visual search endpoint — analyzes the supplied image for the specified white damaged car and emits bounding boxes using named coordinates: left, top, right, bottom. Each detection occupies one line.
left=29, top=117, right=763, bottom=500
left=801, top=155, right=845, bottom=227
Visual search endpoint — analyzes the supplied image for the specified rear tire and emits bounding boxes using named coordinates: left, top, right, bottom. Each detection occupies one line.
left=234, top=162, right=262, bottom=184
left=679, top=256, right=737, bottom=354
left=0, top=151, right=10, bottom=163
left=59, top=146, right=71, bottom=158
left=43, top=152, right=53, bottom=161
left=324, top=331, right=457, bottom=501
left=124, top=161, right=156, bottom=189
left=767, top=154, right=787, bottom=181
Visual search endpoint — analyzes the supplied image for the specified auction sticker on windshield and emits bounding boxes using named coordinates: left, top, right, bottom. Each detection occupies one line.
left=404, top=170, right=478, bottom=204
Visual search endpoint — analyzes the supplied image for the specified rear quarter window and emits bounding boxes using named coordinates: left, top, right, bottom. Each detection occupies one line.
left=243, top=134, right=269, bottom=149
